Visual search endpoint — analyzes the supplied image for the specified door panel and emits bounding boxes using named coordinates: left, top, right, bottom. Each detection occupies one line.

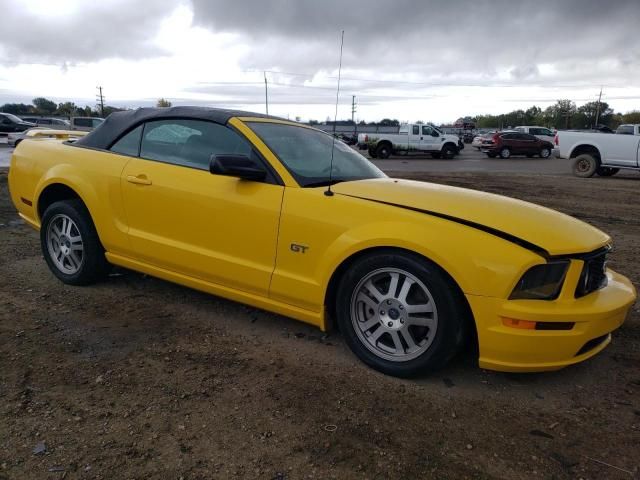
left=604, top=136, right=640, bottom=166
left=121, top=157, right=284, bottom=296
left=420, top=126, right=437, bottom=151
left=408, top=125, right=421, bottom=152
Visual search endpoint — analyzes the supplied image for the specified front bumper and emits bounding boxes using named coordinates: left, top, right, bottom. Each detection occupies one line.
left=466, top=269, right=636, bottom=372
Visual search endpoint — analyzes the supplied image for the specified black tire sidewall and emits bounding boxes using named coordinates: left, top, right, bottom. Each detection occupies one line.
left=40, top=200, right=108, bottom=285
left=573, top=154, right=598, bottom=178
left=443, top=145, right=456, bottom=159
left=376, top=144, right=391, bottom=159
left=335, top=251, right=465, bottom=377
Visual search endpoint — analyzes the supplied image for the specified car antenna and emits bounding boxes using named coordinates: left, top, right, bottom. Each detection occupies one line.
left=325, top=30, right=345, bottom=197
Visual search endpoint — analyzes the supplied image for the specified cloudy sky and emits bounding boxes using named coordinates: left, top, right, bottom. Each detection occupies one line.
left=0, top=0, right=639, bottom=123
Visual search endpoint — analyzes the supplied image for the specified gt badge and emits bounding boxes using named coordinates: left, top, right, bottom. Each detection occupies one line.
left=290, top=243, right=309, bottom=254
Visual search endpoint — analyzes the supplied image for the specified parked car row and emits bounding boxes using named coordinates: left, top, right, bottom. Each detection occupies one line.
left=0, top=113, right=104, bottom=135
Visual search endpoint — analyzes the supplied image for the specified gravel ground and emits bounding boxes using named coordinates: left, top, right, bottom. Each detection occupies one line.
left=0, top=168, right=638, bottom=479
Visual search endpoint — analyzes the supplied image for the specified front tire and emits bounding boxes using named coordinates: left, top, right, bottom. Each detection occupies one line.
left=335, top=251, right=467, bottom=377
left=442, top=144, right=457, bottom=159
left=572, top=154, right=598, bottom=178
left=40, top=200, right=110, bottom=285
left=596, top=167, right=619, bottom=177
left=540, top=148, right=551, bottom=158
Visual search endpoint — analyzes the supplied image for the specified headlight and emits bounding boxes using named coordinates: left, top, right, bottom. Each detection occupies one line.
left=510, top=260, right=570, bottom=300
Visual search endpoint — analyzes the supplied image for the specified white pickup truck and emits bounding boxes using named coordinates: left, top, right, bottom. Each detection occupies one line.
left=555, top=124, right=640, bottom=177
left=357, top=124, right=462, bottom=159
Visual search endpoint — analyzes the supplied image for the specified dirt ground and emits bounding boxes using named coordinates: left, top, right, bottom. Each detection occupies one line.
left=0, top=167, right=638, bottom=480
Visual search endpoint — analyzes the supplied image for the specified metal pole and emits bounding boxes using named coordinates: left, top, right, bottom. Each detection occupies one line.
left=594, top=87, right=603, bottom=127
left=264, top=72, right=269, bottom=115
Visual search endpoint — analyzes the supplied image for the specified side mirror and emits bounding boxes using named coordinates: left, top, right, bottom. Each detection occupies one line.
left=210, top=153, right=267, bottom=181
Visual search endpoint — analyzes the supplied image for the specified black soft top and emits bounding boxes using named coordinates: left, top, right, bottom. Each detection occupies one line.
left=75, top=106, right=275, bottom=150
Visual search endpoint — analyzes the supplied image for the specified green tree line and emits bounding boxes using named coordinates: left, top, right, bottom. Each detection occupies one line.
left=0, top=97, right=123, bottom=117
left=473, top=100, right=640, bottom=130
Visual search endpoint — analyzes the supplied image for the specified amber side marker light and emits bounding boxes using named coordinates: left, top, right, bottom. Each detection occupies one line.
left=502, top=318, right=575, bottom=331
left=502, top=318, right=536, bottom=329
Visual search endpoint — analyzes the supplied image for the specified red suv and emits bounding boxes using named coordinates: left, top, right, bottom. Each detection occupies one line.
left=481, top=132, right=553, bottom=159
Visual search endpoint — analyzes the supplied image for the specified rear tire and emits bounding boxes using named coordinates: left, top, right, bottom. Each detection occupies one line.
left=572, top=154, right=598, bottom=178
left=376, top=143, right=392, bottom=159
left=368, top=148, right=378, bottom=159
left=596, top=167, right=619, bottom=177
left=40, top=200, right=110, bottom=286
left=335, top=251, right=467, bottom=378
left=499, top=148, right=511, bottom=159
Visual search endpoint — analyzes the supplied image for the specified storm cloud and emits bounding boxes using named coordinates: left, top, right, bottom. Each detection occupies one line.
left=0, top=0, right=177, bottom=64
left=0, top=0, right=639, bottom=120
left=190, top=0, right=640, bottom=87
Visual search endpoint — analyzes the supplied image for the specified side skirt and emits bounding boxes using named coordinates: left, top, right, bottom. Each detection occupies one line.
left=105, top=252, right=326, bottom=330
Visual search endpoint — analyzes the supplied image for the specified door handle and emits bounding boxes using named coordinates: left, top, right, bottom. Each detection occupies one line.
left=126, top=175, right=152, bottom=185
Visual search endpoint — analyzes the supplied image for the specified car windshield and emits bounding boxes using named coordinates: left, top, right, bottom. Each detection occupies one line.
left=3, top=113, right=23, bottom=123
left=248, top=122, right=386, bottom=187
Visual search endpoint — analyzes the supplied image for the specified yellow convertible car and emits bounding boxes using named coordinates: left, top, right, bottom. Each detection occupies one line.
left=8, top=107, right=636, bottom=377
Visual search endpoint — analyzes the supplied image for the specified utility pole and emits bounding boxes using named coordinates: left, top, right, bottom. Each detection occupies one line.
left=351, top=95, right=357, bottom=139
left=351, top=95, right=357, bottom=123
left=594, top=87, right=603, bottom=127
left=96, top=86, right=105, bottom=117
left=264, top=71, right=269, bottom=115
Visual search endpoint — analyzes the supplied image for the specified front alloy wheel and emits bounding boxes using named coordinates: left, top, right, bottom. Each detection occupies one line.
left=351, top=268, right=438, bottom=362
left=336, top=251, right=467, bottom=377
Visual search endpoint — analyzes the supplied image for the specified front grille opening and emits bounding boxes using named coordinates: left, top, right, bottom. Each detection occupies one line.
left=535, top=322, right=575, bottom=331
left=575, top=251, right=609, bottom=298
left=575, top=334, right=609, bottom=356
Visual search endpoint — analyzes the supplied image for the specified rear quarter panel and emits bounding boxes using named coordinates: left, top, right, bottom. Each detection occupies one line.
left=8, top=139, right=132, bottom=255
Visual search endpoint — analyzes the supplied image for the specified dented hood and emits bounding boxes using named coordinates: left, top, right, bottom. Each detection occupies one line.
left=332, top=178, right=610, bottom=256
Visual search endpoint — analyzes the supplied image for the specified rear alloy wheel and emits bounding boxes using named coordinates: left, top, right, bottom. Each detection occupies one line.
left=41, top=200, right=110, bottom=285
left=499, top=148, right=511, bottom=159
left=376, top=143, right=392, bottom=159
left=572, top=154, right=598, bottom=178
left=540, top=148, right=551, bottom=158
left=336, top=251, right=466, bottom=377
left=596, top=167, right=619, bottom=177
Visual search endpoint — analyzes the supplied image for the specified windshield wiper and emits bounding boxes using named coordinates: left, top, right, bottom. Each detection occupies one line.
left=304, top=179, right=347, bottom=188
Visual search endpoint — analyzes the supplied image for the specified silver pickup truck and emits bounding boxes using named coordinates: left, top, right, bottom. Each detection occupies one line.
left=555, top=124, right=640, bottom=177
